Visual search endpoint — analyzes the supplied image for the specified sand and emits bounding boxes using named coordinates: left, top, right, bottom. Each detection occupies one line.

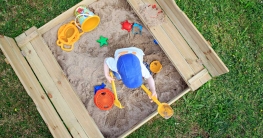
left=42, top=0, right=187, bottom=137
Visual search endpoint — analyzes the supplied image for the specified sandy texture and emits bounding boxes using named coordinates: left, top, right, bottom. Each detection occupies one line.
left=139, top=3, right=166, bottom=27
left=42, top=0, right=186, bottom=137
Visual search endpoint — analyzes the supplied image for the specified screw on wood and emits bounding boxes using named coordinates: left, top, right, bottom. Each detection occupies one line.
left=48, top=93, right=53, bottom=98
left=21, top=50, right=26, bottom=57
left=203, top=49, right=212, bottom=55
left=52, top=125, right=58, bottom=130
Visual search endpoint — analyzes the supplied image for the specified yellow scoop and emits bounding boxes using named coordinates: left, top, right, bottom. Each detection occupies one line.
left=57, top=21, right=84, bottom=52
left=110, top=71, right=124, bottom=109
left=141, top=84, right=174, bottom=119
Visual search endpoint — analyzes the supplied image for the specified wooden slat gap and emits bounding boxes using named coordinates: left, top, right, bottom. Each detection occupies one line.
left=0, top=36, right=71, bottom=137
left=17, top=31, right=38, bottom=47
left=188, top=69, right=209, bottom=84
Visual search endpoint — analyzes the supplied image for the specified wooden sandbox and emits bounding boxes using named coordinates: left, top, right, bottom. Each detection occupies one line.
left=0, top=0, right=229, bottom=137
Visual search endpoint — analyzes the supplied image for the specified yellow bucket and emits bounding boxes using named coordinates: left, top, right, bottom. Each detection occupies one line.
left=57, top=21, right=84, bottom=52
left=74, top=5, right=100, bottom=32
left=150, top=60, right=162, bottom=73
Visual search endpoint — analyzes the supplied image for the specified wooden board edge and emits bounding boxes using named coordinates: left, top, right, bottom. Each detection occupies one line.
left=157, top=0, right=229, bottom=77
left=127, top=0, right=196, bottom=85
left=0, top=36, right=72, bottom=138
left=119, top=87, right=191, bottom=138
left=188, top=69, right=208, bottom=84
left=4, top=58, right=10, bottom=64
left=160, top=16, right=204, bottom=74
left=15, top=32, right=89, bottom=138
left=38, top=0, right=97, bottom=35
left=25, top=27, right=104, bottom=138
left=16, top=31, right=38, bottom=47
left=188, top=70, right=212, bottom=91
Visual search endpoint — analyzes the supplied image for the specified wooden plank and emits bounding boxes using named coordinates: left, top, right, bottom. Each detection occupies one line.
left=150, top=26, right=195, bottom=80
left=188, top=69, right=209, bottom=84
left=199, top=72, right=212, bottom=84
left=193, top=73, right=211, bottom=91
left=119, top=87, right=191, bottom=138
left=15, top=33, right=88, bottom=138
left=16, top=31, right=38, bottom=47
left=38, top=0, right=96, bottom=35
left=127, top=0, right=195, bottom=83
left=0, top=35, right=71, bottom=138
left=25, top=27, right=104, bottom=138
left=188, top=69, right=211, bottom=91
left=144, top=0, right=204, bottom=74
left=156, top=0, right=229, bottom=77
left=4, top=58, right=9, bottom=64
left=161, top=16, right=204, bottom=74
left=128, top=0, right=208, bottom=91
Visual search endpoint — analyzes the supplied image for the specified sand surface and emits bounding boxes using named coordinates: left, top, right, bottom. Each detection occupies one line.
left=43, top=0, right=186, bottom=137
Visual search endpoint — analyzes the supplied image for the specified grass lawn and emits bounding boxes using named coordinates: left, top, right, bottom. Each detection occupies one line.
left=0, top=0, right=262, bottom=137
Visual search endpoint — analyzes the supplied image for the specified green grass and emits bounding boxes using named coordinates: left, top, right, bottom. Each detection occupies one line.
left=0, top=0, right=81, bottom=137
left=0, top=0, right=262, bottom=137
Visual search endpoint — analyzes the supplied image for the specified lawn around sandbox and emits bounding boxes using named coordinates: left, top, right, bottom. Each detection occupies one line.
left=0, top=0, right=262, bottom=137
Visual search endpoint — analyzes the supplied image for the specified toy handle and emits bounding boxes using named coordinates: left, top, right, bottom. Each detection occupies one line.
left=70, top=21, right=84, bottom=36
left=141, top=84, right=161, bottom=105
left=56, top=40, right=74, bottom=52
left=61, top=44, right=74, bottom=52
left=74, top=14, right=90, bottom=31
left=56, top=40, right=63, bottom=47
left=109, top=71, right=118, bottom=100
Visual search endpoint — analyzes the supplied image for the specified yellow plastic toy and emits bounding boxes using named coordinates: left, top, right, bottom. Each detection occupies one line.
left=56, top=21, right=84, bottom=52
left=110, top=71, right=124, bottom=109
left=56, top=5, right=100, bottom=52
left=150, top=60, right=162, bottom=73
left=141, top=84, right=174, bottom=119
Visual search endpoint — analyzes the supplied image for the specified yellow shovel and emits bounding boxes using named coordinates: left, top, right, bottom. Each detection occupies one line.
left=141, top=84, right=174, bottom=119
left=109, top=71, right=124, bottom=109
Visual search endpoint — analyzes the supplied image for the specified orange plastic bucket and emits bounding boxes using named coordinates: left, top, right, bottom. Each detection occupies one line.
left=150, top=60, right=162, bottom=73
left=94, top=88, right=114, bottom=110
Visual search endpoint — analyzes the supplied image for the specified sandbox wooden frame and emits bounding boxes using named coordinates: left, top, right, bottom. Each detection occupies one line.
left=0, top=0, right=229, bottom=137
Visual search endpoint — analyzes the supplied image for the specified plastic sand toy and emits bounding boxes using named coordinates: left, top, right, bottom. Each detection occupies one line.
left=153, top=39, right=158, bottom=45
left=57, top=21, right=84, bottom=52
left=96, top=36, right=108, bottom=47
left=141, top=85, right=174, bottom=119
left=150, top=60, right=162, bottom=73
left=94, top=88, right=114, bottom=110
left=121, top=20, right=133, bottom=32
left=132, top=23, right=143, bottom=35
left=94, top=83, right=106, bottom=94
left=74, top=5, right=100, bottom=32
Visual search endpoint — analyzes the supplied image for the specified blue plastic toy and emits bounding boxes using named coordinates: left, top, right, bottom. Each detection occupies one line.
left=153, top=39, right=158, bottom=45
left=94, top=83, right=106, bottom=94
left=132, top=23, right=143, bottom=35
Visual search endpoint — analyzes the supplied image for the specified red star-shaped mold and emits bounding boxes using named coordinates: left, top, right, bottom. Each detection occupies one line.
left=121, top=20, right=133, bottom=32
